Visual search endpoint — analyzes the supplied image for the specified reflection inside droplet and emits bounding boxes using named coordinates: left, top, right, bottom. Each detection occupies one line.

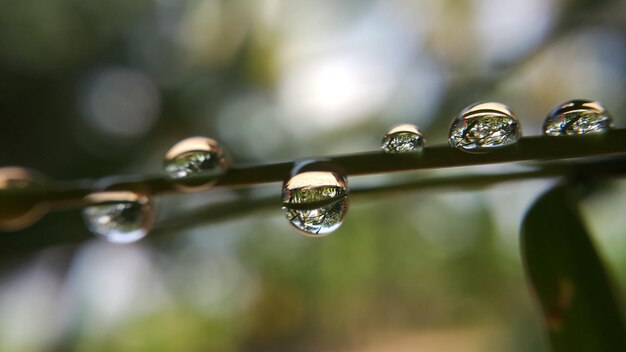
left=543, top=99, right=612, bottom=136
left=282, top=169, right=349, bottom=236
left=448, top=102, right=521, bottom=153
left=164, top=137, right=229, bottom=190
left=381, top=123, right=425, bottom=153
left=82, top=191, right=156, bottom=244
left=0, top=167, right=49, bottom=231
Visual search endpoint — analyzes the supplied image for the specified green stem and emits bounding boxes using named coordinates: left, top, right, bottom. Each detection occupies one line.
left=154, top=156, right=626, bottom=236
left=1, top=151, right=625, bottom=251
left=3, top=131, right=626, bottom=212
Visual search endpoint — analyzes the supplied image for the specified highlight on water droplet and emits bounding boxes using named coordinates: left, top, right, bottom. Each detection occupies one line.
left=448, top=102, right=521, bottom=153
left=164, top=137, right=229, bottom=191
left=0, top=167, right=49, bottom=231
left=282, top=162, right=349, bottom=237
left=82, top=191, right=156, bottom=243
left=381, top=123, right=425, bottom=153
left=543, top=99, right=612, bottom=136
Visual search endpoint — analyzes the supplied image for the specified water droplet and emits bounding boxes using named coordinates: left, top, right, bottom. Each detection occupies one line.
left=164, top=137, right=229, bottom=190
left=449, top=102, right=521, bottom=153
left=0, top=167, right=49, bottom=231
left=282, top=165, right=349, bottom=237
left=82, top=191, right=156, bottom=243
left=543, top=99, right=612, bottom=136
left=381, top=124, right=425, bottom=153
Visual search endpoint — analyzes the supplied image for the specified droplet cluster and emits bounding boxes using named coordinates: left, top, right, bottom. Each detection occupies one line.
left=164, top=136, right=229, bottom=190
left=83, top=191, right=155, bottom=244
left=543, top=99, right=612, bottom=136
left=2, top=98, right=616, bottom=240
left=282, top=165, right=349, bottom=236
left=448, top=102, right=521, bottom=153
left=381, top=124, right=424, bottom=153
left=0, top=167, right=49, bottom=231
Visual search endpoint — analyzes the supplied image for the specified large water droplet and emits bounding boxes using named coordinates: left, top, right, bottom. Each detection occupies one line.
left=0, top=167, right=49, bottom=231
left=449, top=102, right=521, bottom=153
left=381, top=124, right=425, bottom=153
left=164, top=137, right=229, bottom=190
left=82, top=191, right=156, bottom=243
left=543, top=99, right=612, bottom=136
left=282, top=165, right=349, bottom=237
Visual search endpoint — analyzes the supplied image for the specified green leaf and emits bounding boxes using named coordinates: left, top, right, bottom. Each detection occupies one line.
left=521, top=184, right=626, bottom=351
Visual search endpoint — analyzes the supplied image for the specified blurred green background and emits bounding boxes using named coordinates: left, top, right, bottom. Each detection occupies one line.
left=1, top=0, right=626, bottom=351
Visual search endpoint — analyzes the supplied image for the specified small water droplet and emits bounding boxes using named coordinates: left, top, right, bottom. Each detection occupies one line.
left=381, top=124, right=425, bottom=153
left=164, top=137, right=229, bottom=190
left=449, top=102, right=521, bottom=153
left=543, top=99, right=612, bottom=136
left=0, top=167, right=49, bottom=231
left=282, top=164, right=349, bottom=237
left=82, top=191, right=156, bottom=243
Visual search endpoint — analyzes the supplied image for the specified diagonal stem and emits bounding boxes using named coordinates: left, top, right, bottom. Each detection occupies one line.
left=3, top=130, right=626, bottom=214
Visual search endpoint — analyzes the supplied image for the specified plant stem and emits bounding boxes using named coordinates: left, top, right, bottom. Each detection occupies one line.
left=154, top=156, right=626, bottom=236
left=3, top=130, right=626, bottom=213
left=2, top=148, right=625, bottom=251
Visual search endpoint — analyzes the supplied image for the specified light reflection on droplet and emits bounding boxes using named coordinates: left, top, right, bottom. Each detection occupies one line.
left=0, top=167, right=49, bottom=231
left=164, top=137, right=229, bottom=191
left=82, top=192, right=156, bottom=244
left=448, top=102, right=521, bottom=153
left=282, top=166, right=349, bottom=237
left=381, top=123, right=425, bottom=153
left=543, top=99, right=612, bottom=136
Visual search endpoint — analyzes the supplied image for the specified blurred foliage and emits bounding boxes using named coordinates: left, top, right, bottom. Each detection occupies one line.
left=522, top=184, right=626, bottom=351
left=1, top=0, right=626, bottom=351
